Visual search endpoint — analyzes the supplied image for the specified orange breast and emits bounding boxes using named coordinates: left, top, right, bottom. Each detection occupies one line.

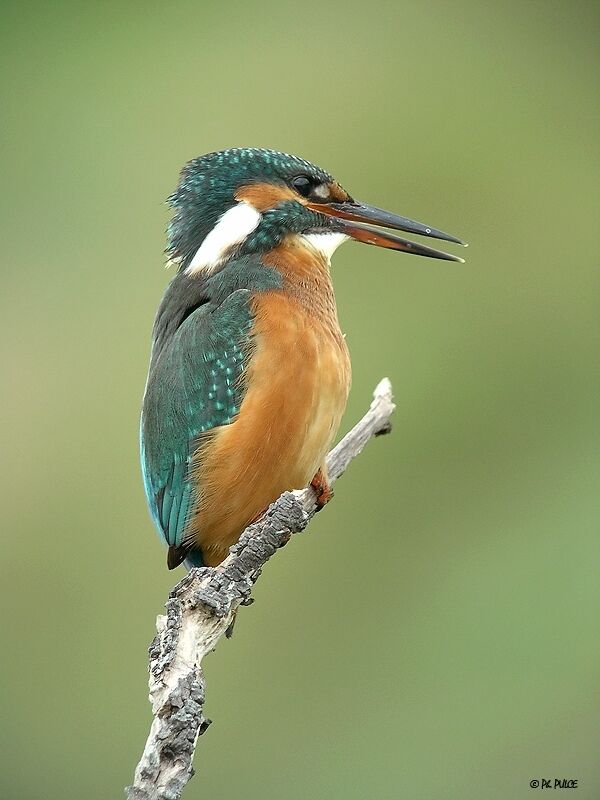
left=188, top=239, right=351, bottom=565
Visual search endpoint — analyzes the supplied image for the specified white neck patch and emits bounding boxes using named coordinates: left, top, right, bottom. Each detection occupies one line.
left=186, top=201, right=261, bottom=275
left=301, top=232, right=349, bottom=264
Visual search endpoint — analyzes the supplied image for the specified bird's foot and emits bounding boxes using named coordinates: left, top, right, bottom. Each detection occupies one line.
left=310, top=469, right=333, bottom=511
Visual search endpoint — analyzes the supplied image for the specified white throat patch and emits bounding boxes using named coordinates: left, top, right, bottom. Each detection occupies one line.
left=186, top=201, right=261, bottom=275
left=301, top=232, right=349, bottom=264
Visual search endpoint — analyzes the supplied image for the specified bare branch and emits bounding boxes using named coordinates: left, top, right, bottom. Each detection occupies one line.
left=126, top=378, right=395, bottom=800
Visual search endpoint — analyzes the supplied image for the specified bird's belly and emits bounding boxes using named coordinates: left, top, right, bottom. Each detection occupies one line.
left=189, top=291, right=351, bottom=565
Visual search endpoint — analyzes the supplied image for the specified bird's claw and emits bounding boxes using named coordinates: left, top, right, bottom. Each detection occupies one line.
left=310, top=470, right=333, bottom=511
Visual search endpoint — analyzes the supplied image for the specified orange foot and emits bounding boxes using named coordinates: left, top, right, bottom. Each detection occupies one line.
left=310, top=469, right=334, bottom=511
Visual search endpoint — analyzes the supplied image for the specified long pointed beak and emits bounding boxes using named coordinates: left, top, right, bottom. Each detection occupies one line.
left=306, top=200, right=466, bottom=262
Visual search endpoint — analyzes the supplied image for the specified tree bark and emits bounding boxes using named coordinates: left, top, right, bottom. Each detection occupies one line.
left=126, top=378, right=395, bottom=800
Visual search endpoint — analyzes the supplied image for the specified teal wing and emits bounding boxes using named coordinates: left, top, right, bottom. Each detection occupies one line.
left=140, top=282, right=254, bottom=567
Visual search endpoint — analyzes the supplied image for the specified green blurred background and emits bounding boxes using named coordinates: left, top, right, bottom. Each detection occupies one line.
left=1, top=1, right=599, bottom=798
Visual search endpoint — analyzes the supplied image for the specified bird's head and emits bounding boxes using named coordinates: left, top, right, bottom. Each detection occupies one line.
left=167, top=147, right=464, bottom=274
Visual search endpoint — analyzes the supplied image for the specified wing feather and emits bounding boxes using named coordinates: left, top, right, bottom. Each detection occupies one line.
left=141, top=280, right=253, bottom=561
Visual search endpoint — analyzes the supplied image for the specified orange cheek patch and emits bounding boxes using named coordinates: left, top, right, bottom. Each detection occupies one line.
left=235, top=182, right=300, bottom=212
left=328, top=181, right=351, bottom=202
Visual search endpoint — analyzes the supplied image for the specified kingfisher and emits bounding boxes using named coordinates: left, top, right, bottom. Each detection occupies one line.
left=141, top=148, right=464, bottom=569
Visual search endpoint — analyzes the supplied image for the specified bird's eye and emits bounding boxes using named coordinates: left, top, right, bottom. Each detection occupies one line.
left=291, top=175, right=313, bottom=197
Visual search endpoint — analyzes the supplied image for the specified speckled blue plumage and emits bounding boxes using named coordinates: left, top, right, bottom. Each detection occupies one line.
left=140, top=256, right=281, bottom=563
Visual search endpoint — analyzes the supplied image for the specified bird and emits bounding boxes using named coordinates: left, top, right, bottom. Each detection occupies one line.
left=140, top=147, right=464, bottom=569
